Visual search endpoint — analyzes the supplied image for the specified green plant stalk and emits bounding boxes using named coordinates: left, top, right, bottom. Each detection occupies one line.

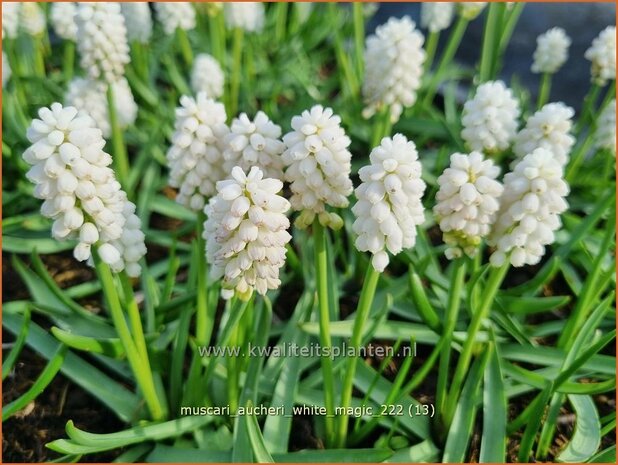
left=478, top=3, right=501, bottom=82
left=565, top=130, right=596, bottom=183
left=370, top=106, right=392, bottom=148
left=536, top=72, right=552, bottom=109
left=576, top=83, right=601, bottom=134
left=106, top=85, right=130, bottom=191
left=352, top=2, right=365, bottom=79
left=93, top=250, right=165, bottom=421
left=492, top=2, right=524, bottom=76
left=33, top=36, right=46, bottom=77
left=336, top=264, right=380, bottom=448
left=176, top=27, right=193, bottom=68
left=435, top=258, right=467, bottom=428
left=63, top=41, right=75, bottom=82
left=195, top=211, right=212, bottom=346
left=229, top=27, right=244, bottom=118
left=131, top=41, right=149, bottom=84
left=227, top=317, right=240, bottom=415
left=275, top=2, right=288, bottom=42
left=313, top=220, right=336, bottom=447
left=444, top=261, right=508, bottom=427
left=209, top=13, right=226, bottom=65
left=424, top=31, right=439, bottom=73
left=328, top=4, right=359, bottom=98
left=119, top=272, right=149, bottom=363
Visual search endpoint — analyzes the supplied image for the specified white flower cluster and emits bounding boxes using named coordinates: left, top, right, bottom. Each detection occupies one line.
left=421, top=3, right=454, bottom=33
left=585, top=26, right=616, bottom=86
left=22, top=103, right=146, bottom=276
left=352, top=134, right=426, bottom=272
left=489, top=147, right=569, bottom=268
left=595, top=99, right=616, bottom=156
left=224, top=2, right=265, bottom=33
left=2, top=2, right=19, bottom=39
left=461, top=81, right=520, bottom=154
left=154, top=3, right=196, bottom=35
left=204, top=166, right=291, bottom=300
left=282, top=105, right=354, bottom=229
left=50, top=2, right=78, bottom=41
left=434, top=151, right=503, bottom=259
left=121, top=3, right=152, bottom=44
left=224, top=111, right=285, bottom=180
left=166, top=92, right=229, bottom=211
left=458, top=2, right=486, bottom=20
left=20, top=2, right=45, bottom=37
left=363, top=16, right=426, bottom=123
left=191, top=53, right=224, bottom=99
left=2, top=52, right=10, bottom=88
left=65, top=77, right=138, bottom=138
left=513, top=102, right=575, bottom=167
left=531, top=27, right=570, bottom=74
left=75, top=3, right=130, bottom=84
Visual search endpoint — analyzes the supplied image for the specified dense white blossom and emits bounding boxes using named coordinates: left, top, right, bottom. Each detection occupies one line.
left=363, top=16, right=426, bottom=123
left=154, top=3, right=196, bottom=35
left=595, top=99, right=616, bottom=156
left=191, top=53, right=224, bottom=99
left=204, top=166, right=291, bottom=300
left=20, top=2, right=45, bottom=36
left=421, top=3, right=454, bottom=33
left=532, top=27, right=570, bottom=74
left=434, top=151, right=503, bottom=259
left=513, top=102, right=575, bottom=166
left=50, top=3, right=78, bottom=41
left=2, top=3, right=20, bottom=39
left=224, top=2, right=265, bottom=32
left=75, top=3, right=130, bottom=83
left=22, top=103, right=146, bottom=276
left=282, top=105, right=354, bottom=229
left=585, top=26, right=616, bottom=86
left=121, top=3, right=152, bottom=44
left=166, top=92, right=229, bottom=211
left=224, top=111, right=285, bottom=180
left=2, top=52, right=10, bottom=88
left=65, top=77, right=138, bottom=138
left=489, top=147, right=569, bottom=268
left=458, top=2, right=486, bottom=20
left=461, top=80, right=520, bottom=153
left=352, top=134, right=426, bottom=272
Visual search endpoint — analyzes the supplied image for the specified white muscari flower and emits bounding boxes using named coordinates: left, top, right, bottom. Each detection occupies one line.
left=224, top=2, right=265, bottom=33
left=532, top=27, right=570, bottom=74
left=20, top=2, right=45, bottom=37
left=166, top=92, right=229, bottom=212
left=458, top=2, right=486, bottom=20
left=121, top=3, right=152, bottom=44
left=282, top=105, right=354, bottom=229
left=75, top=3, right=130, bottom=83
left=489, top=147, right=569, bottom=268
left=434, top=151, right=503, bottom=259
left=22, top=103, right=146, bottom=277
left=224, top=111, right=285, bottom=180
left=513, top=102, right=575, bottom=167
left=595, top=99, right=616, bottom=156
left=352, top=134, right=426, bottom=272
left=50, top=3, right=78, bottom=41
left=154, top=3, right=196, bottom=35
left=461, top=80, right=520, bottom=154
left=363, top=16, right=426, bottom=123
left=2, top=3, right=20, bottom=39
left=3, top=52, right=10, bottom=88
left=363, top=3, right=379, bottom=18
left=204, top=166, right=292, bottom=300
left=421, top=3, right=454, bottom=33
left=585, top=26, right=616, bottom=86
left=191, top=53, right=224, bottom=99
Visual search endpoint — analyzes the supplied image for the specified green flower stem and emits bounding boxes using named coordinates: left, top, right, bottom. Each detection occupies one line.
left=176, top=27, right=193, bottom=68
left=93, top=249, right=165, bottom=421
left=576, top=83, right=601, bottom=134
left=496, top=3, right=524, bottom=60
left=106, top=84, right=130, bottom=191
left=63, top=41, right=75, bottom=82
left=275, top=2, right=288, bottom=42
left=370, top=106, right=392, bottom=148
left=209, top=13, right=226, bottom=65
left=444, top=261, right=508, bottom=427
left=119, top=271, right=149, bottom=363
left=328, top=3, right=359, bottom=98
left=536, top=72, right=552, bottom=109
left=33, top=36, right=46, bottom=78
left=313, top=219, right=336, bottom=448
left=565, top=131, right=595, bottom=183
left=336, top=264, right=380, bottom=448
left=353, top=2, right=365, bottom=79
left=227, top=315, right=240, bottom=414
left=229, top=27, right=244, bottom=118
left=479, top=3, right=501, bottom=82
left=131, top=41, right=150, bottom=84
left=195, top=211, right=212, bottom=346
left=435, top=258, right=467, bottom=429
left=424, top=31, right=439, bottom=73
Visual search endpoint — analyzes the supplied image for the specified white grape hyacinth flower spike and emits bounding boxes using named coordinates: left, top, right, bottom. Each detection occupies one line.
left=585, top=26, right=616, bottom=86
left=50, top=2, right=78, bottom=42
left=595, top=99, right=616, bottom=156
left=224, top=2, right=265, bottom=33
left=421, top=3, right=454, bottom=33
left=191, top=53, right=225, bottom=99
left=532, top=27, right=571, bottom=74
left=121, top=3, right=153, bottom=44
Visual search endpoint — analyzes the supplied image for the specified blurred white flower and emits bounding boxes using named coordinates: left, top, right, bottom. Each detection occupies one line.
left=75, top=3, right=130, bottom=83
left=461, top=80, right=520, bottom=153
left=2, top=3, right=20, bottom=39
left=2, top=52, right=10, bottom=88
left=166, top=92, right=229, bottom=211
left=531, top=27, right=570, bottom=74
left=204, top=166, right=291, bottom=300
left=363, top=16, right=426, bottom=123
left=191, top=53, right=224, bottom=99
left=121, top=3, right=152, bottom=44
left=595, top=99, right=616, bottom=156
left=296, top=2, right=313, bottom=24
left=20, top=2, right=45, bottom=36
left=282, top=105, right=354, bottom=229
left=489, top=147, right=569, bottom=268
left=224, top=111, right=285, bottom=180
left=458, top=2, right=486, bottom=20
left=23, top=103, right=146, bottom=276
left=50, top=2, right=78, bottom=41
left=513, top=102, right=575, bottom=167
left=434, top=151, right=503, bottom=259
left=154, top=2, right=196, bottom=35
left=352, top=134, right=426, bottom=272
left=421, top=3, right=454, bottom=33
left=585, top=26, right=616, bottom=86
left=224, top=2, right=265, bottom=32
